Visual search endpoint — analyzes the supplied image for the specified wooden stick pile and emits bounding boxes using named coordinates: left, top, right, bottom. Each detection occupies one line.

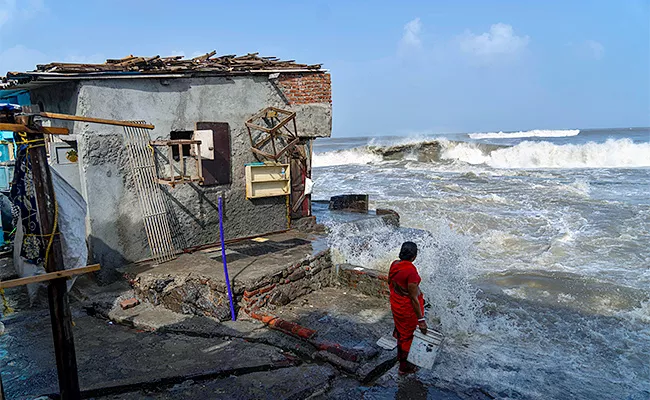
left=26, top=52, right=322, bottom=74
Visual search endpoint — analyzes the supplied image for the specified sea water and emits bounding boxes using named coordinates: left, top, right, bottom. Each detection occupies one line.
left=312, top=128, right=650, bottom=399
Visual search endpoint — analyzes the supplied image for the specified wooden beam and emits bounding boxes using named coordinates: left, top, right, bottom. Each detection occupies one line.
left=250, top=147, right=278, bottom=159
left=39, top=112, right=155, bottom=130
left=150, top=140, right=202, bottom=146
left=0, top=123, right=69, bottom=135
left=28, top=130, right=81, bottom=398
left=0, top=264, right=100, bottom=289
left=245, top=121, right=272, bottom=133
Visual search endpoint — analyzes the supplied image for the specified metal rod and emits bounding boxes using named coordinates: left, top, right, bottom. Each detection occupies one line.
left=218, top=195, right=236, bottom=321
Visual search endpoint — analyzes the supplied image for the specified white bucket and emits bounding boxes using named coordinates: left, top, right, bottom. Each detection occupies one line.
left=407, top=329, right=444, bottom=369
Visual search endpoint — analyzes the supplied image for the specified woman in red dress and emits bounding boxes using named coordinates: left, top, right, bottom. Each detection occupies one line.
left=389, top=241, right=427, bottom=375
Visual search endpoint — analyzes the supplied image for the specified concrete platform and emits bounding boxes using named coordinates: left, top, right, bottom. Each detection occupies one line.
left=0, top=309, right=298, bottom=399
left=274, top=287, right=393, bottom=351
left=123, top=231, right=332, bottom=321
left=105, top=365, right=337, bottom=400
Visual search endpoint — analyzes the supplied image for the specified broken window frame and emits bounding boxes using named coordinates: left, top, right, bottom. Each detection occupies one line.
left=150, top=139, right=204, bottom=188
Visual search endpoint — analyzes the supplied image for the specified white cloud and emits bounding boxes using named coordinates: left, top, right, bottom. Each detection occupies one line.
left=0, top=0, right=16, bottom=29
left=459, top=23, right=529, bottom=57
left=63, top=53, right=106, bottom=64
left=0, top=44, right=48, bottom=75
left=400, top=18, right=422, bottom=49
left=585, top=40, right=604, bottom=60
left=169, top=50, right=208, bottom=59
left=0, top=0, right=45, bottom=29
left=0, top=7, right=10, bottom=29
left=17, top=0, right=45, bottom=19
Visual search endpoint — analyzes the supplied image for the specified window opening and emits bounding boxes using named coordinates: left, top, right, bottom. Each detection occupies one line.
left=170, top=131, right=192, bottom=161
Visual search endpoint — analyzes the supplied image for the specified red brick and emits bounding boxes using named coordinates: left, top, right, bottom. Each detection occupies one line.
left=277, top=72, right=331, bottom=104
left=120, top=298, right=140, bottom=310
left=258, top=284, right=276, bottom=295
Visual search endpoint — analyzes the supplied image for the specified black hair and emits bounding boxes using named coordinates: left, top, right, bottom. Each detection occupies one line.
left=399, top=241, right=418, bottom=261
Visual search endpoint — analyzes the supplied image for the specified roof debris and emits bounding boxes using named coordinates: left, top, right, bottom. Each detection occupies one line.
left=2, top=51, right=324, bottom=88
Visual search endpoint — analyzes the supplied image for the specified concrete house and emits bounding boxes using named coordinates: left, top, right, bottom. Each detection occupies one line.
left=0, top=53, right=332, bottom=281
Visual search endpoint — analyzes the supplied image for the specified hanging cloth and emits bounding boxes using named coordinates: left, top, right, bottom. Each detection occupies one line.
left=9, top=133, right=45, bottom=265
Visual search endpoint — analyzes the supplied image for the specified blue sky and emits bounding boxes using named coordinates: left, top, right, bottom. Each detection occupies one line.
left=0, top=0, right=648, bottom=136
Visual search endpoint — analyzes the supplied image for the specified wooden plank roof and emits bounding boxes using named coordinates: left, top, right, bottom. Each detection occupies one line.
left=1, top=51, right=324, bottom=88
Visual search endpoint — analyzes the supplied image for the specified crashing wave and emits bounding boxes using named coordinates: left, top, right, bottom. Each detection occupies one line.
left=312, top=140, right=443, bottom=167
left=314, top=137, right=650, bottom=169
left=442, top=138, right=650, bottom=169
left=312, top=148, right=382, bottom=167
left=469, top=129, right=580, bottom=140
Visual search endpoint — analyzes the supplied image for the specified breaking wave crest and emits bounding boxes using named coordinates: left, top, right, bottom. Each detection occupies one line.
left=314, top=138, right=650, bottom=169
left=469, top=129, right=580, bottom=139
left=443, top=138, right=650, bottom=169
left=312, top=148, right=382, bottom=167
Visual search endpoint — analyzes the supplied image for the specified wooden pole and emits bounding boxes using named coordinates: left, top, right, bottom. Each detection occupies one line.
left=0, top=264, right=101, bottom=289
left=39, top=112, right=155, bottom=130
left=27, top=131, right=81, bottom=399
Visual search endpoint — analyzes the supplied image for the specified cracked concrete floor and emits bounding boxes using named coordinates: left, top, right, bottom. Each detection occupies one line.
left=0, top=304, right=466, bottom=400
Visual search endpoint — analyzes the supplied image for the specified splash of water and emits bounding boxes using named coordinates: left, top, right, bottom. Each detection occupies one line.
left=327, top=217, right=483, bottom=335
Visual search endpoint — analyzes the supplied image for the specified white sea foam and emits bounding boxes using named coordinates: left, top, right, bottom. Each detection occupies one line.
left=442, top=138, right=650, bottom=169
left=469, top=129, right=580, bottom=139
left=312, top=148, right=382, bottom=167
left=619, top=300, right=650, bottom=323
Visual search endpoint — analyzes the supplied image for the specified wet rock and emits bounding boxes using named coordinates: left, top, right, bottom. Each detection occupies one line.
left=315, top=350, right=359, bottom=374
left=355, top=348, right=397, bottom=384
left=329, top=194, right=368, bottom=213
left=376, top=208, right=400, bottom=227
left=288, top=269, right=306, bottom=282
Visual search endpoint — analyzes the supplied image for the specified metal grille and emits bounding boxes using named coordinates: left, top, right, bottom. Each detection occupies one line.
left=123, top=122, right=176, bottom=263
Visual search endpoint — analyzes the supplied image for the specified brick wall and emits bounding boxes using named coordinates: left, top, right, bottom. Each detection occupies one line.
left=337, top=264, right=390, bottom=299
left=276, top=72, right=332, bottom=104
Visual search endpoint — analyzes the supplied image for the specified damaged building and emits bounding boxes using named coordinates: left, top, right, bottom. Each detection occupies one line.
left=0, top=52, right=332, bottom=282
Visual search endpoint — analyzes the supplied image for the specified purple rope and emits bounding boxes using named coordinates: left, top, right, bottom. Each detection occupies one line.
left=218, top=196, right=236, bottom=321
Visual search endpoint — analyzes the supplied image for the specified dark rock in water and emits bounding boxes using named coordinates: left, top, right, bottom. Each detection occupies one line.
left=376, top=208, right=400, bottom=227
left=369, top=140, right=442, bottom=162
left=291, top=215, right=327, bottom=233
left=329, top=194, right=368, bottom=213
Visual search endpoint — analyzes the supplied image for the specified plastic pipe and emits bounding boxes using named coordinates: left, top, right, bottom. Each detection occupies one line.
left=218, top=196, right=236, bottom=321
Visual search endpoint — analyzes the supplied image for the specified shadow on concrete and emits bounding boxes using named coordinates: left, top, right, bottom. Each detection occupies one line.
left=88, top=235, right=129, bottom=284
